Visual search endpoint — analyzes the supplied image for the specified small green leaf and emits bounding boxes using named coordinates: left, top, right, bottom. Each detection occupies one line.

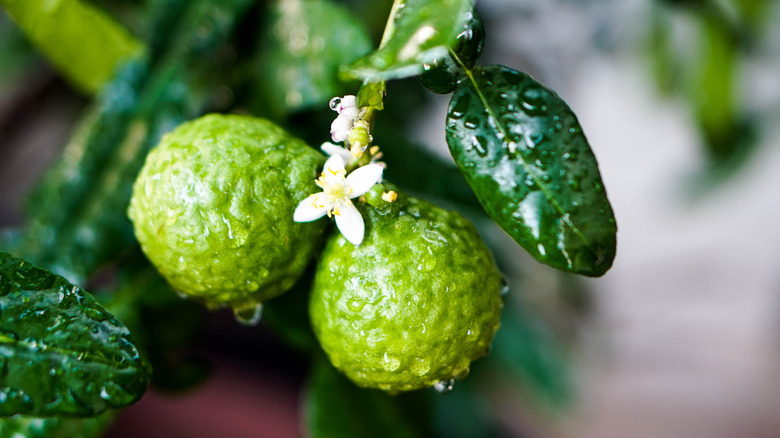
left=0, top=0, right=144, bottom=94
left=304, top=358, right=433, bottom=438
left=356, top=80, right=386, bottom=110
left=260, top=0, right=372, bottom=114
left=0, top=410, right=116, bottom=438
left=446, top=65, right=617, bottom=276
left=0, top=253, right=151, bottom=416
left=419, top=9, right=485, bottom=94
left=344, top=0, right=473, bottom=81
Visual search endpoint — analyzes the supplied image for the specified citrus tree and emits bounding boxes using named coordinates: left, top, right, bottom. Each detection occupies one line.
left=0, top=0, right=616, bottom=436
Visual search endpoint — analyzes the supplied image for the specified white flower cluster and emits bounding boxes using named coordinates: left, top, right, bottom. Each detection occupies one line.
left=293, top=95, right=388, bottom=246
left=329, top=95, right=359, bottom=143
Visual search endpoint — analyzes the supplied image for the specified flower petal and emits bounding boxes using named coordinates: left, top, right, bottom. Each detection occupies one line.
left=330, top=115, right=353, bottom=143
left=322, top=154, right=346, bottom=185
left=320, top=142, right=353, bottom=163
left=345, top=163, right=384, bottom=198
left=337, top=95, right=357, bottom=113
left=334, top=202, right=365, bottom=246
left=293, top=193, right=330, bottom=222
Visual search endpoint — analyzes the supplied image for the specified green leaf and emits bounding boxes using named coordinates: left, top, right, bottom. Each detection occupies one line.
left=260, top=0, right=372, bottom=115
left=344, top=0, right=473, bottom=81
left=446, top=65, right=617, bottom=277
left=490, top=306, right=573, bottom=407
left=0, top=410, right=116, bottom=438
left=418, top=9, right=484, bottom=94
left=0, top=253, right=151, bottom=416
left=0, top=0, right=144, bottom=94
left=304, top=358, right=433, bottom=438
left=357, top=80, right=386, bottom=110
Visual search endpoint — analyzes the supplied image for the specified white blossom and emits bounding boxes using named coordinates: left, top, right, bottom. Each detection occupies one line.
left=293, top=154, right=384, bottom=246
left=320, top=141, right=353, bottom=162
left=329, top=95, right=360, bottom=143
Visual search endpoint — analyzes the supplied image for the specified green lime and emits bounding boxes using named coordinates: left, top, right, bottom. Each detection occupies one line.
left=129, top=114, right=326, bottom=312
left=310, top=192, right=502, bottom=392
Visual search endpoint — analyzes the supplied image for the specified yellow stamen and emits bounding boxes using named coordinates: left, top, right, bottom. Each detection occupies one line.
left=382, top=191, right=397, bottom=202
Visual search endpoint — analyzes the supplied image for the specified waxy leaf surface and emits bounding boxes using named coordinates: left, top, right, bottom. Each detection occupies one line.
left=446, top=65, right=616, bottom=276
left=0, top=253, right=151, bottom=416
left=345, top=0, right=473, bottom=80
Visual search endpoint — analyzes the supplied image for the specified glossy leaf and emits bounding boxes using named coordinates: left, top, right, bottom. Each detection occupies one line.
left=344, top=0, right=473, bottom=81
left=419, top=9, right=485, bottom=94
left=304, top=358, right=433, bottom=438
left=0, top=410, right=116, bottom=438
left=0, top=253, right=151, bottom=416
left=260, top=0, right=372, bottom=114
left=446, top=65, right=616, bottom=276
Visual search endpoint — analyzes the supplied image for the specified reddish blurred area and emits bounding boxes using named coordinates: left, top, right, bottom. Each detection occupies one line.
left=107, top=357, right=301, bottom=438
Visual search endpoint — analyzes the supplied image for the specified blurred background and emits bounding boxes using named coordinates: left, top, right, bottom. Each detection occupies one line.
left=2, top=0, right=780, bottom=437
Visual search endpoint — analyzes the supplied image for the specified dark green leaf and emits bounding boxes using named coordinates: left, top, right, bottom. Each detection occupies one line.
left=419, top=9, right=484, bottom=94
left=260, top=0, right=372, bottom=114
left=446, top=65, right=617, bottom=276
left=0, top=410, right=116, bottom=438
left=490, top=305, right=572, bottom=407
left=0, top=253, right=151, bottom=416
left=304, top=358, right=433, bottom=438
left=344, top=0, right=473, bottom=81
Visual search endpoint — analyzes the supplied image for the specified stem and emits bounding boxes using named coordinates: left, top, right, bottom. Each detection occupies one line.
left=353, top=0, right=405, bottom=167
left=379, top=0, right=405, bottom=48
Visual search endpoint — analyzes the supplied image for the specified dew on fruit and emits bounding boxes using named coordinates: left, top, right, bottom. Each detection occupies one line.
left=347, top=298, right=366, bottom=312
left=233, top=303, right=263, bottom=326
left=411, top=358, right=430, bottom=376
left=382, top=352, right=401, bottom=371
left=433, top=379, right=455, bottom=394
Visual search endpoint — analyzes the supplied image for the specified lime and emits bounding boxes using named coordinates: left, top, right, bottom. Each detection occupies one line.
left=310, top=193, right=502, bottom=392
left=129, top=114, right=326, bottom=311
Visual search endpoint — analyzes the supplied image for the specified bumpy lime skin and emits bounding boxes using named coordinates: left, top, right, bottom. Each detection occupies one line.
left=310, top=195, right=502, bottom=392
left=129, top=114, right=326, bottom=310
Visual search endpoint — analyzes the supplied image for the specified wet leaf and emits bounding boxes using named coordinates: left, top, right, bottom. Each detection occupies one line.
left=260, top=0, right=372, bottom=114
left=418, top=9, right=484, bottom=94
left=304, top=358, right=433, bottom=438
left=0, top=410, right=116, bottom=438
left=446, top=65, right=616, bottom=276
left=344, top=0, right=473, bottom=81
left=0, top=253, right=151, bottom=416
